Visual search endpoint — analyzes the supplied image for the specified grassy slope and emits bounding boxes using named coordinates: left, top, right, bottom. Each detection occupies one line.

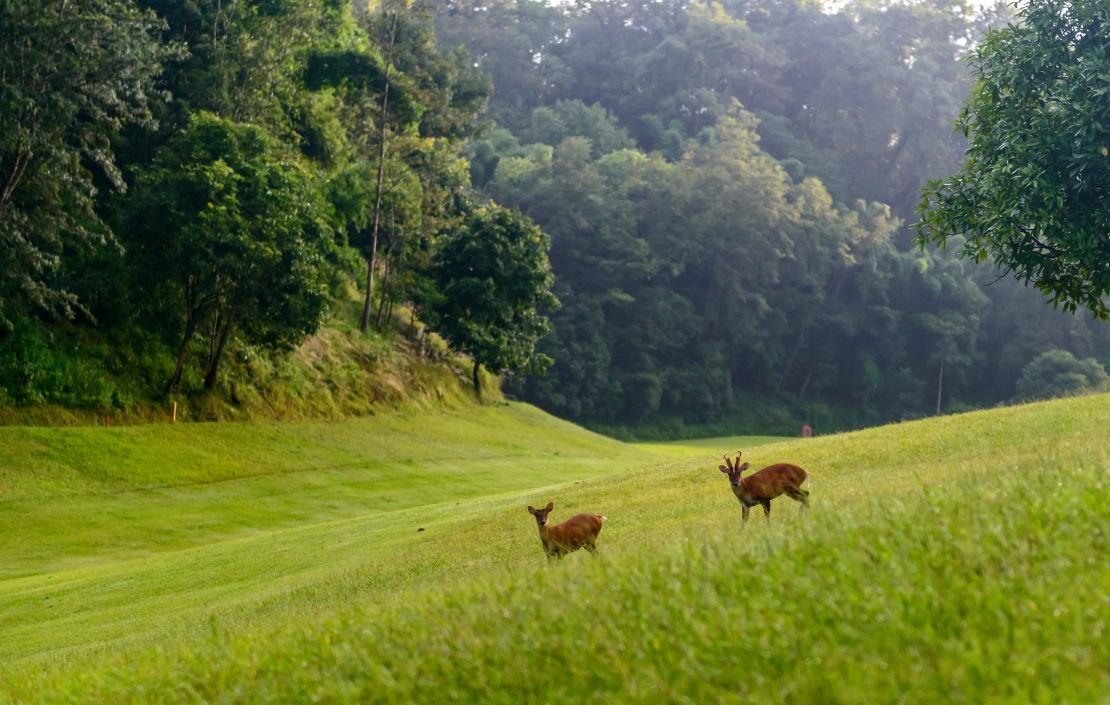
left=632, top=434, right=786, bottom=457
left=3, top=395, right=1109, bottom=702
left=0, top=403, right=669, bottom=662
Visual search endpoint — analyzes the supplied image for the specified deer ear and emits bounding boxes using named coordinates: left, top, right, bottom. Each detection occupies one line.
left=545, top=501, right=553, bottom=512
left=739, top=462, right=750, bottom=472
left=719, top=465, right=729, bottom=473
left=527, top=506, right=536, bottom=514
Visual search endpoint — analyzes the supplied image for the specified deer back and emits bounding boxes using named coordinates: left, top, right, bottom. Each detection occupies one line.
left=547, top=513, right=606, bottom=548
left=742, top=463, right=808, bottom=500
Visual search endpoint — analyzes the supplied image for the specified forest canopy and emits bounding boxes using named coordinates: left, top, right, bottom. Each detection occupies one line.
left=0, top=0, right=1106, bottom=432
left=436, top=0, right=1108, bottom=430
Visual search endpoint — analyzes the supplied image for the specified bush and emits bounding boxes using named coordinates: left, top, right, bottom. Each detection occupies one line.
left=1013, top=349, right=1108, bottom=401
left=0, top=318, right=116, bottom=408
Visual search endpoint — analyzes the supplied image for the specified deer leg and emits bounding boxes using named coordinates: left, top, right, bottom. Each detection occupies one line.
left=786, top=488, right=810, bottom=510
left=585, top=542, right=598, bottom=555
left=741, top=504, right=750, bottom=525
left=761, top=499, right=771, bottom=522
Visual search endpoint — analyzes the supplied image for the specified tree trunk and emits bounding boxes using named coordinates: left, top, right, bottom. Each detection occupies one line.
left=798, top=364, right=814, bottom=399
left=385, top=292, right=396, bottom=327
left=167, top=282, right=202, bottom=392
left=0, top=148, right=31, bottom=214
left=203, top=318, right=232, bottom=390
left=472, top=360, right=481, bottom=393
left=359, top=9, right=399, bottom=333
left=376, top=213, right=405, bottom=328
left=935, top=349, right=945, bottom=415
left=776, top=327, right=808, bottom=393
left=168, top=314, right=198, bottom=392
left=375, top=251, right=393, bottom=328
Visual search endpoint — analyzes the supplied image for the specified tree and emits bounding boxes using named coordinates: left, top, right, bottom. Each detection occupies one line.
left=917, top=0, right=1110, bottom=318
left=121, top=114, right=335, bottom=391
left=315, top=0, right=489, bottom=332
left=0, top=0, right=174, bottom=332
left=420, top=204, right=558, bottom=390
left=1014, top=349, right=1108, bottom=401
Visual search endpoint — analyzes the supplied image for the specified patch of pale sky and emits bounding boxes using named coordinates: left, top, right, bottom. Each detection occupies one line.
left=547, top=0, right=1006, bottom=10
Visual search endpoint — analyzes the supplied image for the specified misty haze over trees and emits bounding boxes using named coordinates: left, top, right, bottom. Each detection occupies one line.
left=0, top=0, right=1106, bottom=433
left=436, top=0, right=1109, bottom=433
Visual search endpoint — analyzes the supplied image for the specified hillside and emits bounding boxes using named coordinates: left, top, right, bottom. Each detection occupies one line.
left=2, top=394, right=1108, bottom=702
left=0, top=311, right=497, bottom=426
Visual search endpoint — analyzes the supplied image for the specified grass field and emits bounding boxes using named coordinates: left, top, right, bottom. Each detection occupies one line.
left=1, top=395, right=1108, bottom=703
left=632, top=434, right=787, bottom=456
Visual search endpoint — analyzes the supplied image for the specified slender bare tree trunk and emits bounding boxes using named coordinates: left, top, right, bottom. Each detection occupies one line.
left=798, top=364, right=814, bottom=399
left=375, top=233, right=399, bottom=328
left=359, top=8, right=400, bottom=333
left=935, top=349, right=945, bottom=415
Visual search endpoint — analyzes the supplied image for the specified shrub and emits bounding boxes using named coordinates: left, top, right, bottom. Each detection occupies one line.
left=1013, top=349, right=1108, bottom=401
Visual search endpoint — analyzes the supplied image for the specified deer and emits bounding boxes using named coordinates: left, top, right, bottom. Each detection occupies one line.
left=719, top=451, right=809, bottom=525
left=526, top=502, right=607, bottom=559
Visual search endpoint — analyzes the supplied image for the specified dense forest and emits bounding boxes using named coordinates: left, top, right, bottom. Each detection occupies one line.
left=435, top=0, right=1109, bottom=433
left=0, top=0, right=1106, bottom=432
left=0, top=0, right=555, bottom=418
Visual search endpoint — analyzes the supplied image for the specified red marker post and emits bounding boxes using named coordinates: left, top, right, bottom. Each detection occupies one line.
left=801, top=423, right=812, bottom=438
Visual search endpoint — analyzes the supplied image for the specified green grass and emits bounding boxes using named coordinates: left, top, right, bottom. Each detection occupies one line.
left=0, top=306, right=496, bottom=426
left=0, top=403, right=655, bottom=664
left=632, top=434, right=787, bottom=457
left=2, top=395, right=1109, bottom=703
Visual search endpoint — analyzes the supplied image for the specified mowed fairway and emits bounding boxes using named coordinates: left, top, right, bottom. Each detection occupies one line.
left=2, top=396, right=1109, bottom=703
left=0, top=404, right=659, bottom=665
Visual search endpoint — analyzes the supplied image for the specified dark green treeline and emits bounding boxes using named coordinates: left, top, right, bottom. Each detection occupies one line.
left=434, top=0, right=1109, bottom=434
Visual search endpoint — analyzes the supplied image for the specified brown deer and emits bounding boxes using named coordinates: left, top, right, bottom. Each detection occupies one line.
left=526, top=502, right=607, bottom=559
left=719, top=451, right=809, bottom=524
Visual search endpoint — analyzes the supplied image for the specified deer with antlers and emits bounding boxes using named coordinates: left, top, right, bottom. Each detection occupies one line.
left=719, top=451, right=809, bottom=524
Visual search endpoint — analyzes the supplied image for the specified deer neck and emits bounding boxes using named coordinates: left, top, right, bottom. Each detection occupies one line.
left=536, top=522, right=553, bottom=545
left=732, top=479, right=756, bottom=507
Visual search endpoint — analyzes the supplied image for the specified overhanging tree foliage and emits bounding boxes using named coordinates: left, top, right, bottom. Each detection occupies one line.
left=917, top=0, right=1110, bottom=319
left=0, top=0, right=174, bottom=331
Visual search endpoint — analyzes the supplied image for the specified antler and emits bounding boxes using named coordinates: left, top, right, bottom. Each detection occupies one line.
left=721, top=451, right=743, bottom=471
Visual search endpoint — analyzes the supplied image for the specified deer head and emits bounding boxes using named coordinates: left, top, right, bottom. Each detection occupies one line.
left=527, top=501, right=554, bottom=527
left=718, top=451, right=750, bottom=488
